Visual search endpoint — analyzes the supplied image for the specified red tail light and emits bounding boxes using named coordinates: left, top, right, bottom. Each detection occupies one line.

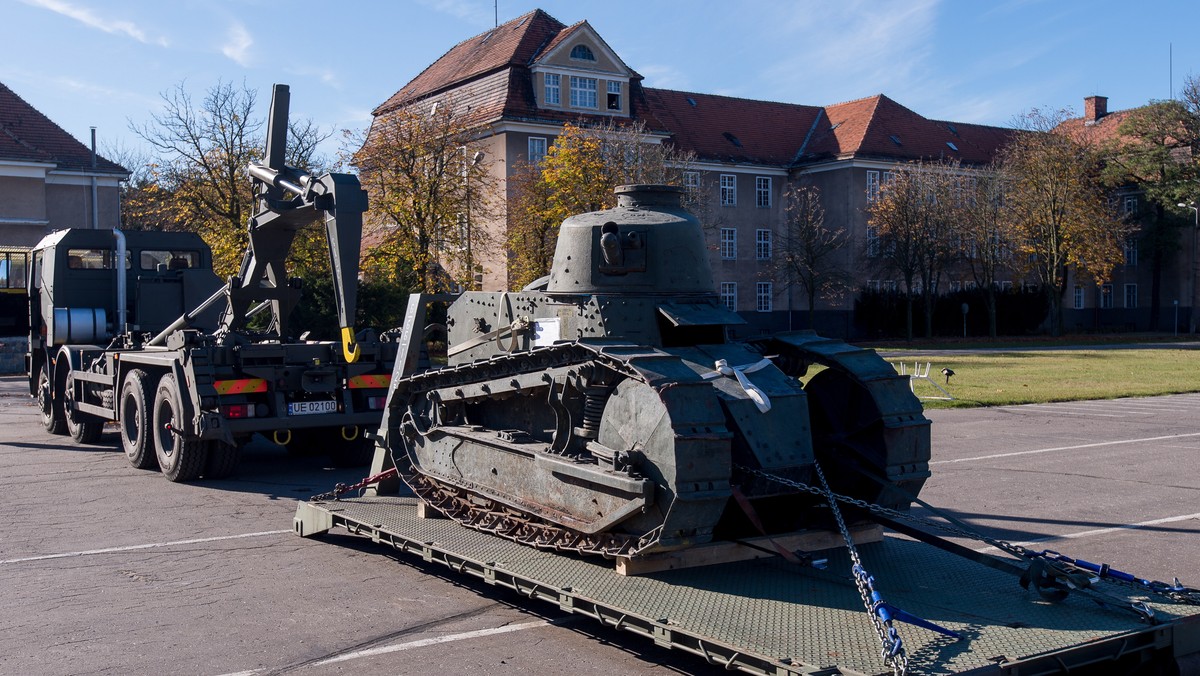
left=221, top=404, right=253, bottom=419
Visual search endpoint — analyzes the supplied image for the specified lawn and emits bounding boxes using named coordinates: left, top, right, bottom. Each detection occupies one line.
left=882, top=349, right=1200, bottom=408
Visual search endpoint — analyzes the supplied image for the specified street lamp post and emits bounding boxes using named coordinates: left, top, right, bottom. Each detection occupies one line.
left=462, top=146, right=485, bottom=290
left=1177, top=203, right=1198, bottom=334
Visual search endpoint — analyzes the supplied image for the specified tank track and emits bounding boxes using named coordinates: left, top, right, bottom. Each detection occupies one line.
left=389, top=343, right=661, bottom=558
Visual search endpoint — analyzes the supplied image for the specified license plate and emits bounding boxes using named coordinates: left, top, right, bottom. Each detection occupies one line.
left=287, top=400, right=338, bottom=416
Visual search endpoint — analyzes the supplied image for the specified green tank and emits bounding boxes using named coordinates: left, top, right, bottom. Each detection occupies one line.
left=384, top=185, right=930, bottom=557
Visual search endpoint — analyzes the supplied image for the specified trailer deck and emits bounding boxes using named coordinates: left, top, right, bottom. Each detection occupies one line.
left=295, top=496, right=1200, bottom=675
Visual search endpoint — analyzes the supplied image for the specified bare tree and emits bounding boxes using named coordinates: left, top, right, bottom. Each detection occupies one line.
left=957, top=165, right=1013, bottom=337
left=773, top=182, right=848, bottom=330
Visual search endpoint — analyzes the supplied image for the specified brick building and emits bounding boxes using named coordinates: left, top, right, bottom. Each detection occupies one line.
left=369, top=9, right=1047, bottom=336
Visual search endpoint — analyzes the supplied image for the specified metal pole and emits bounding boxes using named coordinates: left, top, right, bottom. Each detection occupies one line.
left=1177, top=204, right=1197, bottom=334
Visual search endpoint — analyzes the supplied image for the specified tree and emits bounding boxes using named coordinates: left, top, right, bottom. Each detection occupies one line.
left=957, top=165, right=1014, bottom=337
left=352, top=97, right=496, bottom=292
left=506, top=121, right=696, bottom=289
left=1001, top=108, right=1130, bottom=336
left=773, top=182, right=848, bottom=330
left=866, top=159, right=962, bottom=339
left=129, top=80, right=330, bottom=277
left=1103, top=99, right=1200, bottom=330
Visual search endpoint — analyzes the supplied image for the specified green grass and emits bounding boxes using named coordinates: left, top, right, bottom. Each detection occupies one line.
left=885, top=349, right=1200, bottom=408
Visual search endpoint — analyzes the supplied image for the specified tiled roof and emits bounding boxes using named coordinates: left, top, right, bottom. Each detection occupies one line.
left=0, top=81, right=126, bottom=174
left=1056, top=108, right=1137, bottom=147
left=375, top=9, right=567, bottom=115
left=642, top=89, right=822, bottom=165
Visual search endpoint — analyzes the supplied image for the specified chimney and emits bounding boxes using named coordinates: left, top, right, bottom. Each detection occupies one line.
left=1084, top=95, right=1108, bottom=123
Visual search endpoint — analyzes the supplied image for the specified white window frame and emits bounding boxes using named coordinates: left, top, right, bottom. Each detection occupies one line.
left=720, top=174, right=736, bottom=206
left=606, top=81, right=622, bottom=111
left=756, top=282, right=772, bottom=312
left=866, top=225, right=880, bottom=258
left=528, top=137, right=548, bottom=164
left=1100, top=283, right=1114, bottom=309
left=1124, top=283, right=1138, bottom=308
left=1124, top=237, right=1138, bottom=266
left=720, top=228, right=737, bottom=260
left=756, top=229, right=771, bottom=260
left=569, top=76, right=597, bottom=109
left=720, top=282, right=737, bottom=311
left=1123, top=194, right=1138, bottom=216
left=755, top=176, right=771, bottom=208
left=543, top=73, right=560, bottom=106
left=1074, top=285, right=1084, bottom=309
left=867, top=170, right=881, bottom=202
left=570, top=44, right=595, bottom=61
left=683, top=171, right=699, bottom=189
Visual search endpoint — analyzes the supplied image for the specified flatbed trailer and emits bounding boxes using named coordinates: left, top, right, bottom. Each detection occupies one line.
left=295, top=495, right=1200, bottom=675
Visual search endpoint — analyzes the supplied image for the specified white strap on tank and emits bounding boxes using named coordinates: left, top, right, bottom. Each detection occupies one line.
left=701, top=358, right=773, bottom=413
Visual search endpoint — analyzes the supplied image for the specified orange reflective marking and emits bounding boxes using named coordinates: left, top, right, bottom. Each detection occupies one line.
left=214, top=378, right=268, bottom=395
left=348, top=374, right=391, bottom=389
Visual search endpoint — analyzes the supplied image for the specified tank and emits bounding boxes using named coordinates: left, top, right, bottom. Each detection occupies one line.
left=384, top=185, right=930, bottom=557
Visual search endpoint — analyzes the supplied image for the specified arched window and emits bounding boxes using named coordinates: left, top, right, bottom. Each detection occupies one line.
left=570, top=44, right=595, bottom=61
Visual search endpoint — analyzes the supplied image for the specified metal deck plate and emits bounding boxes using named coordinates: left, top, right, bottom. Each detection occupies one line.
left=299, top=497, right=1199, bottom=675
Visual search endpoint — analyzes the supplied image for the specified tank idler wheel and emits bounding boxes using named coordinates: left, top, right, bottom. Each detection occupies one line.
left=120, top=369, right=157, bottom=469
left=38, top=363, right=66, bottom=435
left=152, top=373, right=206, bottom=482
left=65, top=368, right=104, bottom=444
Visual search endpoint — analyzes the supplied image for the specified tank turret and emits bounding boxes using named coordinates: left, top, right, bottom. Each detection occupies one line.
left=546, top=185, right=714, bottom=297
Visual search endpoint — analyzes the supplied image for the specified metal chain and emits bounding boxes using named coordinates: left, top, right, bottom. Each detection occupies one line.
left=809, top=460, right=908, bottom=676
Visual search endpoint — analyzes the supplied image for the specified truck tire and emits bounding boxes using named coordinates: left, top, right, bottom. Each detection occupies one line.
left=152, top=373, right=205, bottom=482
left=120, top=369, right=156, bottom=469
left=38, top=364, right=66, bottom=435
left=65, top=368, right=103, bottom=444
left=205, top=440, right=240, bottom=479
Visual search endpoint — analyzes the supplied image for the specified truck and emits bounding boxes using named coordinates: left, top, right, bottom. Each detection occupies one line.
left=26, top=84, right=397, bottom=481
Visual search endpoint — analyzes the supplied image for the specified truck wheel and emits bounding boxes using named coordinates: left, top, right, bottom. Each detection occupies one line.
left=120, top=369, right=156, bottom=469
left=65, top=369, right=103, bottom=444
left=205, top=440, right=241, bottom=479
left=38, top=364, right=66, bottom=435
left=152, top=373, right=205, bottom=482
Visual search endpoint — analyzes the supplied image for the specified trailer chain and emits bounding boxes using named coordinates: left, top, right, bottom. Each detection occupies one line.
left=737, top=465, right=1191, bottom=617
left=809, top=459, right=908, bottom=676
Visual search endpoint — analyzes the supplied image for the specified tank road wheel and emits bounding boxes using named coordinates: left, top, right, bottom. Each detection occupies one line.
left=37, top=363, right=66, bottom=435
left=152, top=373, right=205, bottom=482
left=204, top=440, right=241, bottom=479
left=64, top=367, right=104, bottom=444
left=119, top=369, right=156, bottom=469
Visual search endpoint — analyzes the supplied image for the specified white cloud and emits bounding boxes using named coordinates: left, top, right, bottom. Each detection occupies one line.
left=222, top=22, right=253, bottom=66
left=23, top=0, right=168, bottom=46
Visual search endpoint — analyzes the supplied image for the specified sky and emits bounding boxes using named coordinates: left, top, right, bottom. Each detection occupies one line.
left=2, top=0, right=1199, bottom=169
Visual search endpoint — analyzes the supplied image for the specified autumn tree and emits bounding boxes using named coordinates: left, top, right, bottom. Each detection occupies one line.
left=129, top=80, right=330, bottom=277
left=867, top=160, right=963, bottom=339
left=1102, top=99, right=1200, bottom=330
left=773, top=182, right=848, bottom=330
left=506, top=121, right=696, bottom=289
left=351, top=97, right=496, bottom=292
left=957, top=165, right=1014, bottom=337
left=1001, top=108, right=1130, bottom=336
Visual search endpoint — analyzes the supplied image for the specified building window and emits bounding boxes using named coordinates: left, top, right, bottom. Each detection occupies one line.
left=720, top=174, right=736, bottom=206
left=720, top=282, right=737, bottom=311
left=1124, top=237, right=1138, bottom=266
left=570, top=44, right=595, bottom=61
left=949, top=280, right=962, bottom=293
left=755, top=177, right=771, bottom=208
left=683, top=171, right=699, bottom=189
left=756, top=282, right=772, bottom=312
left=756, top=229, right=771, bottom=260
left=1100, top=284, right=1113, bottom=309
left=543, top=73, right=560, bottom=106
left=1122, top=195, right=1138, bottom=216
left=528, top=137, right=548, bottom=164
left=867, top=170, right=880, bottom=201
left=606, top=81, right=622, bottom=111
left=1074, top=285, right=1084, bottom=309
left=720, top=228, right=737, bottom=259
left=866, top=225, right=880, bottom=258
left=569, top=76, right=597, bottom=108
left=1124, top=284, right=1138, bottom=308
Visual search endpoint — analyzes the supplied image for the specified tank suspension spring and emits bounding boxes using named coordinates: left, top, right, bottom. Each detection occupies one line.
left=577, top=384, right=608, bottom=440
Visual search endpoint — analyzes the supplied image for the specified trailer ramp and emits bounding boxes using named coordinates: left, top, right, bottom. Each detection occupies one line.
left=295, top=496, right=1200, bottom=675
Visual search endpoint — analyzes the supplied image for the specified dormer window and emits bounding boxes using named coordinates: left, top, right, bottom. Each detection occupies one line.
left=544, top=73, right=560, bottom=106
left=570, top=44, right=595, bottom=61
left=569, top=76, right=597, bottom=109
left=607, top=81, right=621, bottom=111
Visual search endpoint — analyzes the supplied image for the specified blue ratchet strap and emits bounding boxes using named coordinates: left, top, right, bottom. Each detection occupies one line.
left=1033, top=550, right=1199, bottom=600
left=855, top=565, right=962, bottom=641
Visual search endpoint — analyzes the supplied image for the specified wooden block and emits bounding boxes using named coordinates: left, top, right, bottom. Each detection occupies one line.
left=616, top=524, right=883, bottom=576
left=416, top=501, right=447, bottom=519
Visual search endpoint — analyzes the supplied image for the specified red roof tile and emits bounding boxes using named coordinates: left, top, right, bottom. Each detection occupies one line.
left=0, top=81, right=126, bottom=174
